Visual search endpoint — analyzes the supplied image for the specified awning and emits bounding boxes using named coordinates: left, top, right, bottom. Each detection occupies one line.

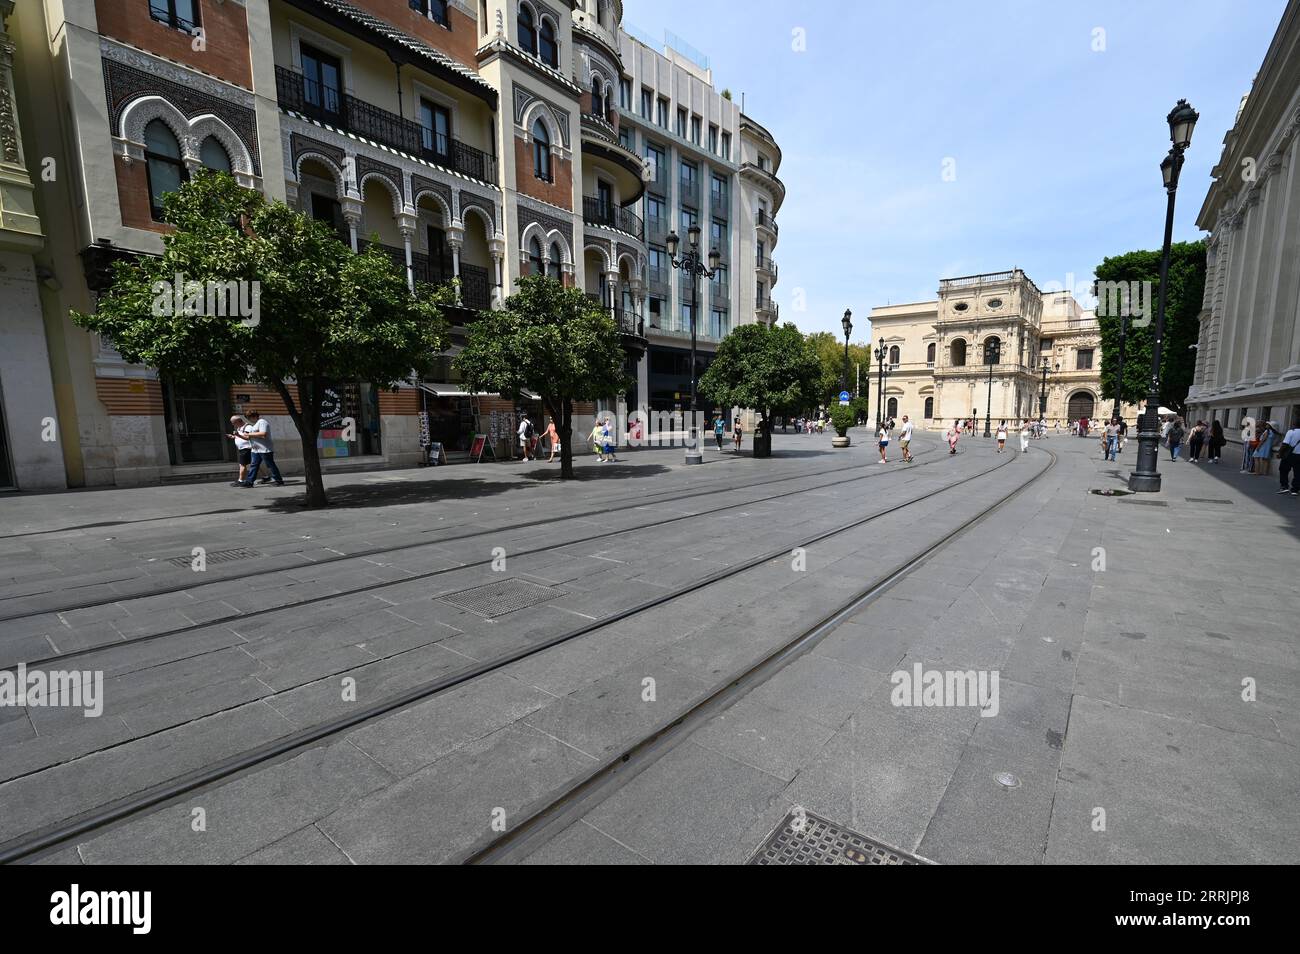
left=416, top=384, right=541, bottom=400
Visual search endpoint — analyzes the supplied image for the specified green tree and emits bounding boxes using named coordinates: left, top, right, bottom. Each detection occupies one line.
left=699, top=322, right=822, bottom=454
left=72, top=172, right=451, bottom=507
left=805, top=330, right=873, bottom=411
left=1095, top=241, right=1206, bottom=415
left=454, top=275, right=629, bottom=479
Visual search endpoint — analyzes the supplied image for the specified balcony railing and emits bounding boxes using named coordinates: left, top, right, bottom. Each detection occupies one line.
left=583, top=196, right=643, bottom=236
left=275, top=67, right=497, bottom=184
left=678, top=177, right=700, bottom=205
left=756, top=209, right=779, bottom=235
left=613, top=308, right=645, bottom=339
left=646, top=215, right=669, bottom=244
left=361, top=240, right=491, bottom=311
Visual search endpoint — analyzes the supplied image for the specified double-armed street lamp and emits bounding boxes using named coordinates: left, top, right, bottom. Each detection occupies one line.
left=666, top=225, right=721, bottom=465
left=982, top=338, right=1001, bottom=438
left=1129, top=99, right=1198, bottom=492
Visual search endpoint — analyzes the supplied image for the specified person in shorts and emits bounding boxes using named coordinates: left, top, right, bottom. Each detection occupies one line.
left=877, top=422, right=890, bottom=462
left=227, top=415, right=251, bottom=486
left=899, top=414, right=914, bottom=462
left=995, top=421, right=1007, bottom=453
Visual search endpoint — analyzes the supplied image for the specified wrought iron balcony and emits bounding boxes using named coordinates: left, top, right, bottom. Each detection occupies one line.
left=275, top=66, right=497, bottom=185
left=583, top=196, right=644, bottom=237
left=361, top=240, right=491, bottom=311
left=756, top=209, right=779, bottom=235
left=613, top=307, right=646, bottom=339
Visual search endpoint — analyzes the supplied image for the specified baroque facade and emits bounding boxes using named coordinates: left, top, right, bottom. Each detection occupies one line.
left=1186, top=0, right=1300, bottom=436
left=868, top=270, right=1139, bottom=430
left=0, top=0, right=782, bottom=489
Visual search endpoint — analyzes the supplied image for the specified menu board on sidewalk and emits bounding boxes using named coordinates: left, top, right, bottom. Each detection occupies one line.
left=470, top=434, right=487, bottom=462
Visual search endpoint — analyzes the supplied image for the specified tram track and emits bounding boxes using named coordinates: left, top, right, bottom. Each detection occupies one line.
left=0, top=445, right=935, bottom=624
left=466, top=444, right=1058, bottom=864
left=1, top=444, right=1030, bottom=864
left=2, top=445, right=947, bottom=673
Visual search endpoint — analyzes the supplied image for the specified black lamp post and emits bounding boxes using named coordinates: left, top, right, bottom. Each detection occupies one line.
left=1112, top=312, right=1128, bottom=422
left=1130, top=99, right=1198, bottom=492
left=873, top=337, right=887, bottom=429
left=666, top=225, right=720, bottom=465
left=840, top=309, right=853, bottom=395
left=1039, top=357, right=1059, bottom=418
left=983, top=338, right=1001, bottom=438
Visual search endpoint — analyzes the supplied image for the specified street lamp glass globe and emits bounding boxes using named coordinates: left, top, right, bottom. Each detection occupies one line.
left=1167, top=99, right=1198, bottom=149
left=707, top=247, right=720, bottom=270
left=842, top=309, right=853, bottom=338
left=666, top=231, right=679, bottom=256
left=1161, top=152, right=1175, bottom=188
left=687, top=223, right=701, bottom=248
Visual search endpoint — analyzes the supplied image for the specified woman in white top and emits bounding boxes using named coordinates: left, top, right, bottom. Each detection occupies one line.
left=1019, top=419, right=1031, bottom=453
left=877, top=423, right=890, bottom=463
left=995, top=421, right=1008, bottom=453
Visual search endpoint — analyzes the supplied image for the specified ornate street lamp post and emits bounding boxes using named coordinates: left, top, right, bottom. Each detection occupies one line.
left=840, top=309, right=853, bottom=395
left=666, top=225, right=720, bottom=465
left=983, top=338, right=1001, bottom=438
left=1039, top=357, right=1059, bottom=418
left=1130, top=99, right=1198, bottom=492
left=873, top=337, right=887, bottom=429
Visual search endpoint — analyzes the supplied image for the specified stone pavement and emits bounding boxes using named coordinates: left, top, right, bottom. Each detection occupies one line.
left=2, top=430, right=1294, bottom=864
left=517, top=435, right=1300, bottom=865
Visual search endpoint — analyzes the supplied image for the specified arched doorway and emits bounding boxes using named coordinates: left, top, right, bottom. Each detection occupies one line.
left=1067, top=391, right=1095, bottom=421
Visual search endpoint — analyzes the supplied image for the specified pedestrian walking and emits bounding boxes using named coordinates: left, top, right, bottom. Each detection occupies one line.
left=1104, top=418, right=1120, bottom=461
left=1167, top=418, right=1185, bottom=461
left=1117, top=418, right=1128, bottom=456
left=1278, top=419, right=1300, bottom=496
left=517, top=414, right=534, bottom=461
left=1208, top=419, right=1225, bottom=463
left=544, top=417, right=560, bottom=463
left=899, top=415, right=914, bottom=462
left=602, top=418, right=619, bottom=462
left=995, top=421, right=1007, bottom=453
left=237, top=411, right=284, bottom=487
left=226, top=414, right=251, bottom=486
left=589, top=419, right=606, bottom=462
left=734, top=416, right=743, bottom=452
left=876, top=421, right=890, bottom=462
left=1019, top=419, right=1031, bottom=454
left=946, top=420, right=960, bottom=455
left=1188, top=421, right=1206, bottom=462
left=714, top=415, right=726, bottom=450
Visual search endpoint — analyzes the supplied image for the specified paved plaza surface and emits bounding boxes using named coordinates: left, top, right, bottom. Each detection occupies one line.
left=0, top=430, right=1295, bottom=865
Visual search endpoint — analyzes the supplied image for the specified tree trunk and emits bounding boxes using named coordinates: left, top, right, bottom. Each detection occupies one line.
left=273, top=377, right=328, bottom=508
left=560, top=397, right=574, bottom=479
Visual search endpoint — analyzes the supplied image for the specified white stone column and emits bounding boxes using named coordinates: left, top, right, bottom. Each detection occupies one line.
left=397, top=210, right=417, bottom=292
left=342, top=197, right=363, bottom=253
left=1266, top=135, right=1300, bottom=382
left=1240, top=157, right=1286, bottom=385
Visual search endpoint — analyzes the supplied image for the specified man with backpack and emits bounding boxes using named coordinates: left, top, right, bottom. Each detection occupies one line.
left=517, top=413, right=535, bottom=461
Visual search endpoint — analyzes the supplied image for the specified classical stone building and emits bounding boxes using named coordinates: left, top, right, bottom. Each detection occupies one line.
left=868, top=269, right=1138, bottom=429
left=1, top=0, right=782, bottom=488
left=1186, top=0, right=1300, bottom=435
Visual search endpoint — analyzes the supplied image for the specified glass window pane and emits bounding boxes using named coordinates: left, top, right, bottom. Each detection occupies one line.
left=145, top=119, right=181, bottom=159
left=200, top=136, right=231, bottom=173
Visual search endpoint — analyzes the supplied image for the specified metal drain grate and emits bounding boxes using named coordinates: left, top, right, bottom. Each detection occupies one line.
left=1117, top=498, right=1168, bottom=506
left=165, top=547, right=262, bottom=567
left=438, top=578, right=564, bottom=618
left=1185, top=497, right=1233, bottom=505
left=748, top=809, right=925, bottom=865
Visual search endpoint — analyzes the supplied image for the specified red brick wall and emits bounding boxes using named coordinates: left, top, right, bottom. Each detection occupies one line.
left=378, top=388, right=421, bottom=414
left=229, top=384, right=299, bottom=417
left=95, top=377, right=164, bottom=416
left=351, top=0, right=481, bottom=70
left=95, top=0, right=252, bottom=89
left=115, top=157, right=170, bottom=233
left=514, top=135, right=572, bottom=209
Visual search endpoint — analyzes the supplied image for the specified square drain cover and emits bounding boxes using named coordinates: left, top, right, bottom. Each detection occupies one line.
left=439, top=578, right=563, bottom=618
left=1117, top=498, right=1168, bottom=507
left=1185, top=497, right=1233, bottom=505
left=166, top=547, right=262, bottom=567
left=748, top=809, right=925, bottom=865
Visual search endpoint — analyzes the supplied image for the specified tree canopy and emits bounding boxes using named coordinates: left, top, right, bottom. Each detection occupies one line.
left=454, top=275, right=629, bottom=478
left=699, top=322, right=822, bottom=438
left=805, top=330, right=873, bottom=410
left=71, top=171, right=451, bottom=506
left=1095, top=241, right=1206, bottom=414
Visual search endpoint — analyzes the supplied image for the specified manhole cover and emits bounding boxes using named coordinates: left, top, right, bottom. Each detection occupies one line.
left=747, top=809, right=925, bottom=865
left=1184, top=497, right=1233, bottom=505
left=1117, top=498, right=1168, bottom=506
left=165, top=547, right=262, bottom=567
left=438, top=578, right=564, bottom=618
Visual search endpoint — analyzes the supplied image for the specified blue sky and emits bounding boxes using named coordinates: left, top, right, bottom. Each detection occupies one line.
left=623, top=0, right=1287, bottom=341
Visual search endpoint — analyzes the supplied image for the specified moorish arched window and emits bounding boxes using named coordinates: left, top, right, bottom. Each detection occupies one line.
left=144, top=118, right=186, bottom=220
left=199, top=135, right=232, bottom=174
left=518, top=4, right=537, bottom=54
left=528, top=236, right=545, bottom=275
left=539, top=18, right=558, bottom=67
left=548, top=242, right=563, bottom=279
left=532, top=118, right=552, bottom=181
left=591, top=77, right=604, bottom=117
